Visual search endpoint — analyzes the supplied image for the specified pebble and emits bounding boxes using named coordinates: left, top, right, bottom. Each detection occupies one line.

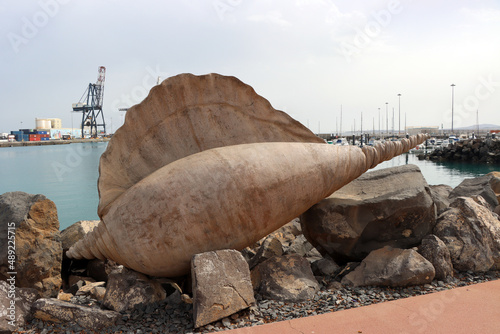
left=17, top=271, right=499, bottom=334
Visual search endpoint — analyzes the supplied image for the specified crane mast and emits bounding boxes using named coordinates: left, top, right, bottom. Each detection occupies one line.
left=72, top=66, right=107, bottom=138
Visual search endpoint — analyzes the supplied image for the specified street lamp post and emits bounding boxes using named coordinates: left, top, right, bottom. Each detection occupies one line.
left=451, top=84, right=456, bottom=134
left=378, top=107, right=380, bottom=138
left=385, top=102, right=388, bottom=136
left=397, top=93, right=401, bottom=136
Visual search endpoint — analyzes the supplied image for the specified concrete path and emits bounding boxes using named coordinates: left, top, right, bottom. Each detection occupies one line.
left=224, top=279, right=500, bottom=334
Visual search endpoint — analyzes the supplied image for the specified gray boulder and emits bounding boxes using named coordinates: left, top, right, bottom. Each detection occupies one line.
left=0, top=280, right=39, bottom=333
left=31, top=298, right=120, bottom=330
left=429, top=184, right=453, bottom=214
left=102, top=267, right=166, bottom=313
left=191, top=249, right=255, bottom=328
left=449, top=174, right=499, bottom=210
left=0, top=192, right=62, bottom=298
left=311, top=256, right=340, bottom=277
left=301, top=165, right=436, bottom=263
left=434, top=197, right=500, bottom=272
left=252, top=254, right=318, bottom=302
left=342, top=246, right=435, bottom=287
left=417, top=235, right=454, bottom=280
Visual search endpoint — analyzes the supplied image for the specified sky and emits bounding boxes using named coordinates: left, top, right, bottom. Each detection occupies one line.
left=1, top=0, right=500, bottom=135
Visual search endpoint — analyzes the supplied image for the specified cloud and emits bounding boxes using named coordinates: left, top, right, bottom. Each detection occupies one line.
left=460, top=7, right=500, bottom=22
left=247, top=10, right=292, bottom=27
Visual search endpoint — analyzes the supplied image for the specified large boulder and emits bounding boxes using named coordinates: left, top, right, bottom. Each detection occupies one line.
left=0, top=280, right=39, bottom=333
left=102, top=267, right=166, bottom=313
left=31, top=298, right=120, bottom=331
left=449, top=174, right=499, bottom=210
left=191, top=249, right=255, bottom=328
left=0, top=192, right=62, bottom=298
left=417, top=235, right=454, bottom=280
left=342, top=246, right=435, bottom=287
left=301, top=165, right=436, bottom=263
left=252, top=254, right=318, bottom=302
left=489, top=171, right=500, bottom=203
left=429, top=184, right=453, bottom=214
left=433, top=197, right=500, bottom=272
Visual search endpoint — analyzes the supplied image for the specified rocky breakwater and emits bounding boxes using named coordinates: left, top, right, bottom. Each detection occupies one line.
left=1, top=168, right=500, bottom=333
left=427, top=137, right=500, bottom=163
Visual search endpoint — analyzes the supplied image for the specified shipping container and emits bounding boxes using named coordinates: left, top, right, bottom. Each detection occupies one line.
left=41, top=137, right=50, bottom=141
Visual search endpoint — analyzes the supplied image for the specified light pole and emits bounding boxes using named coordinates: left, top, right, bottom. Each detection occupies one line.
left=385, top=102, right=388, bottom=136
left=451, top=84, right=456, bottom=134
left=378, top=107, right=380, bottom=138
left=397, top=93, right=401, bottom=136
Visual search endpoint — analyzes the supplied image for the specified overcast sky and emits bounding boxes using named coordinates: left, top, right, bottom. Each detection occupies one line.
left=1, top=0, right=499, bottom=135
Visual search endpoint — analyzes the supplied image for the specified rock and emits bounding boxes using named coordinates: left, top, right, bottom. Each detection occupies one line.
left=429, top=184, right=453, bottom=214
left=75, top=281, right=105, bottom=296
left=102, top=267, right=166, bottom=313
left=417, top=235, right=454, bottom=280
left=301, top=165, right=437, bottom=263
left=86, top=259, right=109, bottom=282
left=248, top=236, right=283, bottom=269
left=31, top=298, right=120, bottom=330
left=495, top=205, right=500, bottom=216
left=433, top=197, right=500, bottom=272
left=284, top=234, right=318, bottom=258
left=252, top=254, right=318, bottom=302
left=0, top=192, right=62, bottom=298
left=191, top=249, right=255, bottom=328
left=89, top=286, right=106, bottom=302
left=268, top=219, right=302, bottom=247
left=60, top=220, right=100, bottom=252
left=487, top=171, right=500, bottom=194
left=56, top=290, right=72, bottom=302
left=342, top=246, right=435, bottom=287
left=449, top=174, right=499, bottom=210
left=0, top=280, right=39, bottom=333
left=311, top=256, right=340, bottom=277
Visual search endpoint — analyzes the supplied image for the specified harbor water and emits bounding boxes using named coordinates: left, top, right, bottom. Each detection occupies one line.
left=1, top=142, right=499, bottom=230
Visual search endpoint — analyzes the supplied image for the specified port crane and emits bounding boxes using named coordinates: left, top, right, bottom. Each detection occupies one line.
left=72, top=66, right=107, bottom=138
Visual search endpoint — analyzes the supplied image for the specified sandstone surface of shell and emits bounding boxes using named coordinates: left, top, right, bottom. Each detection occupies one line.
left=67, top=73, right=427, bottom=277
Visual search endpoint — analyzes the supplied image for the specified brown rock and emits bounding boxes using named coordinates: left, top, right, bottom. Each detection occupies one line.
left=103, top=267, right=166, bottom=313
left=417, top=235, right=454, bottom=280
left=0, top=192, right=62, bottom=298
left=301, top=165, right=436, bottom=263
left=449, top=174, right=499, bottom=210
left=248, top=236, right=283, bottom=269
left=434, top=197, right=500, bottom=272
left=342, top=246, right=435, bottom=287
left=429, top=184, right=453, bottom=214
left=31, top=298, right=119, bottom=330
left=192, top=249, right=255, bottom=328
left=252, top=254, right=318, bottom=302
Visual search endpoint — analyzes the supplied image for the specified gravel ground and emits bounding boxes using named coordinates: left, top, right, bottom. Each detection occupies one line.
left=15, top=270, right=499, bottom=334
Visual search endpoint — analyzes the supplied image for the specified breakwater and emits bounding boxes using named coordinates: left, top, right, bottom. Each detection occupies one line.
left=0, top=138, right=110, bottom=148
left=426, top=138, right=500, bottom=164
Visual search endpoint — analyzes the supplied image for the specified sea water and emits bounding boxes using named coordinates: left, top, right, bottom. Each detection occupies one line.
left=1, top=143, right=499, bottom=230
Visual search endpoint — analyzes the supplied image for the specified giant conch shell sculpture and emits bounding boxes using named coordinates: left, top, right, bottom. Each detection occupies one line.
left=67, top=73, right=428, bottom=277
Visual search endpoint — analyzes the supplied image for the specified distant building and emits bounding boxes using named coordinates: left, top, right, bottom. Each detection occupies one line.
left=35, top=118, right=62, bottom=129
left=406, top=126, right=439, bottom=135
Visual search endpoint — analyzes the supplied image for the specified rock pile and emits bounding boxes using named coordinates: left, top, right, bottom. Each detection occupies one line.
left=427, top=137, right=500, bottom=163
left=1, top=166, right=500, bottom=333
